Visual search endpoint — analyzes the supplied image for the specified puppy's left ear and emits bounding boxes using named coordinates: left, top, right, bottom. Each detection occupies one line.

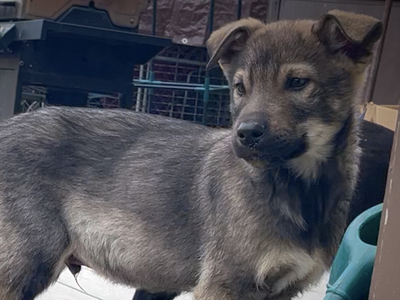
left=312, top=9, right=383, bottom=62
left=206, top=18, right=265, bottom=72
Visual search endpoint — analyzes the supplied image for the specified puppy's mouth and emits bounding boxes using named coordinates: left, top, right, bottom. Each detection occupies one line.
left=233, top=135, right=308, bottom=166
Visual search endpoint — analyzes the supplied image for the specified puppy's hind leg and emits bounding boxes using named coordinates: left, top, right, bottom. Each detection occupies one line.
left=0, top=218, right=70, bottom=300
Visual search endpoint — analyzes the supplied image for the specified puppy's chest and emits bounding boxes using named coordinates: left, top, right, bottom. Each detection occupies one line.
left=254, top=245, right=325, bottom=296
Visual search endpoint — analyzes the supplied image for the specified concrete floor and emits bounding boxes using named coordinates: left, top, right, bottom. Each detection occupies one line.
left=36, top=267, right=329, bottom=300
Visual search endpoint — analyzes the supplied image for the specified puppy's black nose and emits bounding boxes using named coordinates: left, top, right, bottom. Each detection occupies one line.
left=237, top=122, right=266, bottom=146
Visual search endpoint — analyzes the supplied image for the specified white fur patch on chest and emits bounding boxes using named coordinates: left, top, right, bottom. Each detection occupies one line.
left=255, top=247, right=324, bottom=296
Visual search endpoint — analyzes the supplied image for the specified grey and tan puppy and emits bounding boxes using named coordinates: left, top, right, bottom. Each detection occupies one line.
left=0, top=10, right=382, bottom=300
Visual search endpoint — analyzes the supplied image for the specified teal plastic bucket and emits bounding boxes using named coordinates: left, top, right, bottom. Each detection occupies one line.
left=323, top=203, right=382, bottom=300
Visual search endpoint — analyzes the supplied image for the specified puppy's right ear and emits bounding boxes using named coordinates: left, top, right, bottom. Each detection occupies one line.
left=312, top=10, right=383, bottom=62
left=206, top=18, right=265, bottom=73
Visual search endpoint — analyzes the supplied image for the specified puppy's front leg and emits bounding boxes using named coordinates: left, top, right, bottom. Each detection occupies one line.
left=192, top=274, right=262, bottom=300
left=192, top=258, right=258, bottom=300
left=193, top=284, right=239, bottom=300
left=193, top=281, right=298, bottom=300
left=262, top=287, right=300, bottom=300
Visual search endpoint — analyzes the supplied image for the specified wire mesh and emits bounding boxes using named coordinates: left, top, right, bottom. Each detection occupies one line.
left=87, top=93, right=121, bottom=109
left=21, top=86, right=46, bottom=112
left=21, top=87, right=122, bottom=111
left=133, top=44, right=231, bottom=127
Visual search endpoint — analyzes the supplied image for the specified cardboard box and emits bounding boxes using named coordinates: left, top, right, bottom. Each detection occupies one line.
left=363, top=102, right=399, bottom=131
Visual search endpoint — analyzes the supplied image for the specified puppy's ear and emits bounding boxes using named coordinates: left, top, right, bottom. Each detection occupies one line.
left=312, top=9, right=383, bottom=62
left=206, top=18, right=264, bottom=72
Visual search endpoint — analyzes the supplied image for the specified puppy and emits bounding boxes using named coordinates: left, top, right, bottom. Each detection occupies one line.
left=0, top=10, right=382, bottom=300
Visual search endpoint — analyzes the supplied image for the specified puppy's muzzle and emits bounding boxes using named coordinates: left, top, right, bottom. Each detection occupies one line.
left=234, top=120, right=307, bottom=162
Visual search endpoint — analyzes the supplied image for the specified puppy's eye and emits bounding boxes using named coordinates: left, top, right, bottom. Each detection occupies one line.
left=285, top=77, right=310, bottom=91
left=234, top=83, right=246, bottom=96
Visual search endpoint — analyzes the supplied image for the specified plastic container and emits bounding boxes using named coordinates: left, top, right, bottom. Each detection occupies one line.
left=323, top=203, right=382, bottom=300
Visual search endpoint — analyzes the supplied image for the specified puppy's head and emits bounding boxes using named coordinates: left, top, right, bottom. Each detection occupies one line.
left=207, top=10, right=382, bottom=177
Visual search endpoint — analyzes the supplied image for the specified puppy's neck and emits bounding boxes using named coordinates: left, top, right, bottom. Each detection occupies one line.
left=288, top=114, right=357, bottom=182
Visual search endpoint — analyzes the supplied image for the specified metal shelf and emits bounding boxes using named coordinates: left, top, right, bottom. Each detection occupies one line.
left=133, top=79, right=229, bottom=92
